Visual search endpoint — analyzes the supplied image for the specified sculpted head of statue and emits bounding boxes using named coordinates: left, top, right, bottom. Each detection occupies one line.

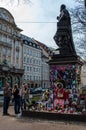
left=60, top=4, right=66, bottom=12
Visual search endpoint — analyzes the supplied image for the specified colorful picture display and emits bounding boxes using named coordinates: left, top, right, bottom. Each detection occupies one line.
left=50, top=64, right=81, bottom=89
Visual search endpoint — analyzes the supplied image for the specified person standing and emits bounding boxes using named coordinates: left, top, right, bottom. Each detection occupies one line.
left=21, top=84, right=30, bottom=110
left=12, top=84, right=21, bottom=115
left=3, top=82, right=11, bottom=116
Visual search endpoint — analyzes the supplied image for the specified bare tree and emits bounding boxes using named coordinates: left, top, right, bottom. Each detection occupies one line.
left=71, top=0, right=86, bottom=34
left=70, top=0, right=86, bottom=59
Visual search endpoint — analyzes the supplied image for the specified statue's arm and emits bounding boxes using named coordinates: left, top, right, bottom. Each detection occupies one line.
left=57, top=11, right=64, bottom=22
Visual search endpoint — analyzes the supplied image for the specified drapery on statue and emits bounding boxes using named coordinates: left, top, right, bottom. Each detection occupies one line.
left=53, top=4, right=76, bottom=55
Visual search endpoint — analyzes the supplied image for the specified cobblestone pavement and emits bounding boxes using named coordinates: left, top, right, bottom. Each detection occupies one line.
left=0, top=106, right=86, bottom=130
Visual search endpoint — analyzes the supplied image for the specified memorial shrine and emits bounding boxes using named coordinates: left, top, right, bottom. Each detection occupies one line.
left=22, top=5, right=86, bottom=121
left=49, top=4, right=84, bottom=113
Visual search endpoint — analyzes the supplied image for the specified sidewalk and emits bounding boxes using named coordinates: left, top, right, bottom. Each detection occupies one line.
left=0, top=106, right=86, bottom=130
left=0, top=105, right=15, bottom=117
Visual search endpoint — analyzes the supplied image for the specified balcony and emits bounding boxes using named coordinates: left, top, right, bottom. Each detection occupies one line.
left=11, top=66, right=24, bottom=75
left=0, top=64, right=24, bottom=75
left=0, top=41, right=12, bottom=48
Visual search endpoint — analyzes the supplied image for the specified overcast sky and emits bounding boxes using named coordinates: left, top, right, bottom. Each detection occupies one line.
left=0, top=0, right=77, bottom=48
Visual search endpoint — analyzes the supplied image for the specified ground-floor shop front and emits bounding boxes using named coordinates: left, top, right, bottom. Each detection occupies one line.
left=0, top=64, right=24, bottom=90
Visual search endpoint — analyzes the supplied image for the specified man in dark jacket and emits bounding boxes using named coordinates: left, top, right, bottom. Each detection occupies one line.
left=3, top=82, right=11, bottom=115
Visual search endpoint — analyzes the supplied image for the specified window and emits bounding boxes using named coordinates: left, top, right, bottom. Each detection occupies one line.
left=2, top=34, right=7, bottom=42
left=7, top=37, right=12, bottom=45
left=16, top=51, right=19, bottom=58
left=33, top=44, right=35, bottom=47
left=30, top=75, right=32, bottom=80
left=16, top=61, right=19, bottom=68
left=27, top=75, right=29, bottom=80
left=27, top=66, right=29, bottom=71
left=24, top=66, right=26, bottom=71
left=30, top=50, right=32, bottom=55
left=30, top=58, right=32, bottom=64
left=15, top=40, right=19, bottom=48
left=25, top=40, right=28, bottom=44
left=3, top=48, right=6, bottom=56
left=30, top=67, right=32, bottom=72
left=38, top=52, right=41, bottom=58
left=39, top=68, right=40, bottom=72
left=34, top=76, right=35, bottom=80
left=39, top=76, right=40, bottom=80
left=3, top=24, right=7, bottom=32
left=36, top=68, right=38, bottom=72
left=14, top=31, right=17, bottom=35
left=27, top=48, right=28, bottom=54
left=39, top=60, right=41, bottom=65
left=27, top=57, right=29, bottom=63
left=7, top=49, right=11, bottom=56
left=35, top=52, right=37, bottom=57
left=36, top=76, right=38, bottom=80
left=29, top=42, right=32, bottom=46
left=34, top=59, right=36, bottom=64
left=24, top=47, right=26, bottom=54
left=24, top=75, right=26, bottom=80
left=8, top=26, right=12, bottom=33
left=24, top=57, right=26, bottom=62
left=34, top=67, right=35, bottom=72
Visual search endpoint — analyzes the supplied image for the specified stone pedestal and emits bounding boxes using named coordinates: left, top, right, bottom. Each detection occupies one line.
left=22, top=110, right=86, bottom=122
left=48, top=54, right=83, bottom=89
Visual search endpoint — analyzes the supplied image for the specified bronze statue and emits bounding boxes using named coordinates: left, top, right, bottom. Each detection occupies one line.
left=53, top=4, right=76, bottom=55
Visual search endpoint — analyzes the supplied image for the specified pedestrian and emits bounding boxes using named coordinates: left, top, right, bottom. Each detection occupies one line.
left=19, top=84, right=24, bottom=111
left=3, top=82, right=11, bottom=116
left=21, top=83, right=30, bottom=110
left=12, top=83, right=21, bottom=116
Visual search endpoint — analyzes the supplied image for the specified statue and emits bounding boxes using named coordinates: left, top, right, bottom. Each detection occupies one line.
left=53, top=4, right=76, bottom=55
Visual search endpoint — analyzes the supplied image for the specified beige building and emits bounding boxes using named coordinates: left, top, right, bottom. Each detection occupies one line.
left=0, top=8, right=24, bottom=89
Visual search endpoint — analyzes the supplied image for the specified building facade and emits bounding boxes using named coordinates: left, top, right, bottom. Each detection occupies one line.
left=81, top=62, right=86, bottom=86
left=22, top=35, right=42, bottom=88
left=32, top=39, right=53, bottom=88
left=0, top=8, right=24, bottom=89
